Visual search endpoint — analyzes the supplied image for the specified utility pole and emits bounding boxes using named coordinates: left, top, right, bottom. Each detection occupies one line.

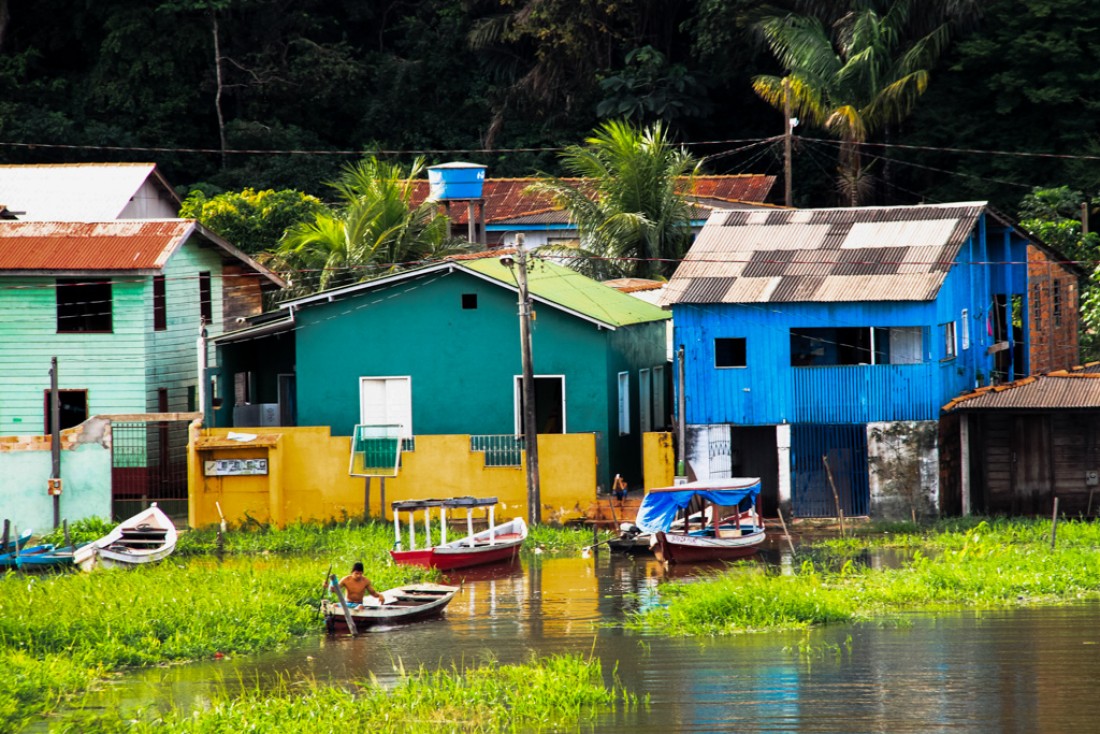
left=677, top=345, right=686, bottom=478
left=513, top=236, right=542, bottom=525
left=49, top=357, right=61, bottom=529
left=783, top=77, right=794, bottom=208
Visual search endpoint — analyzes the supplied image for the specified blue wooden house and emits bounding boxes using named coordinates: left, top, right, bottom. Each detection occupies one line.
left=661, top=203, right=1080, bottom=519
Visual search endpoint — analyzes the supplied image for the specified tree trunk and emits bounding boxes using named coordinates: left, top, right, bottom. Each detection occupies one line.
left=212, top=9, right=228, bottom=169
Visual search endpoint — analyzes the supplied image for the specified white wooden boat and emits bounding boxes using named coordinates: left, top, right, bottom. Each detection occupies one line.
left=390, top=497, right=527, bottom=570
left=322, top=582, right=460, bottom=633
left=73, top=504, right=178, bottom=571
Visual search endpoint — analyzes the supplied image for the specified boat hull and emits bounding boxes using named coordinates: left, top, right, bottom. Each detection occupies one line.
left=391, top=538, right=523, bottom=570
left=72, top=504, right=178, bottom=571
left=323, top=583, right=459, bottom=633
left=652, top=527, right=766, bottom=564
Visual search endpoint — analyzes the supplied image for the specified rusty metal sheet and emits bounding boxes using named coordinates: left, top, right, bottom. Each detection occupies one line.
left=0, top=220, right=191, bottom=271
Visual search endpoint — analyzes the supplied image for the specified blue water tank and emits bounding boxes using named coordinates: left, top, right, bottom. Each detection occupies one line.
left=427, top=162, right=487, bottom=200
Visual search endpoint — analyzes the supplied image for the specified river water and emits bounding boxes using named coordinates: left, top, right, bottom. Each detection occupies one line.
left=73, top=545, right=1100, bottom=733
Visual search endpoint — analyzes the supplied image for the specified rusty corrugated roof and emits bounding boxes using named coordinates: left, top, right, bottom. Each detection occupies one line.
left=0, top=220, right=287, bottom=287
left=408, top=175, right=777, bottom=225
left=943, top=363, right=1100, bottom=411
left=662, top=202, right=987, bottom=305
left=0, top=220, right=193, bottom=271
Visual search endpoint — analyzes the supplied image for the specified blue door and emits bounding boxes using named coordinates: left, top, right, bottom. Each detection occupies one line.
left=791, top=424, right=870, bottom=517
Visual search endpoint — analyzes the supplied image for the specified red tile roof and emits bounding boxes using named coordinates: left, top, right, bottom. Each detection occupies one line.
left=408, top=175, right=776, bottom=226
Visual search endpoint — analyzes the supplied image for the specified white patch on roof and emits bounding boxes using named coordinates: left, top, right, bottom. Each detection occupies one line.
left=0, top=163, right=174, bottom=221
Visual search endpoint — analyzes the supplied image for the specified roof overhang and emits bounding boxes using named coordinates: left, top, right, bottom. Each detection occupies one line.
left=214, top=312, right=296, bottom=344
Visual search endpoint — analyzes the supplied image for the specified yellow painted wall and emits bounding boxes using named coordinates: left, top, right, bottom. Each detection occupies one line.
left=642, top=432, right=676, bottom=490
left=189, top=427, right=597, bottom=529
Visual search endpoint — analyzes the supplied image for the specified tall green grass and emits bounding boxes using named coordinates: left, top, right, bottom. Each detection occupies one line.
left=635, top=519, right=1100, bottom=635
left=53, top=654, right=635, bottom=733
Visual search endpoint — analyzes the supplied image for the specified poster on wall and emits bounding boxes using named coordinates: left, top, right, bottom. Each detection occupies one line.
left=204, top=458, right=269, bottom=476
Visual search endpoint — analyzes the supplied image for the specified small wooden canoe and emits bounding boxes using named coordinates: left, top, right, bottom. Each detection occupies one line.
left=322, top=583, right=460, bottom=633
left=73, top=504, right=177, bottom=571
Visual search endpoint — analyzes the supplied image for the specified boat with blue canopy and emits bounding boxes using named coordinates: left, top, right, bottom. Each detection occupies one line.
left=633, top=478, right=765, bottom=564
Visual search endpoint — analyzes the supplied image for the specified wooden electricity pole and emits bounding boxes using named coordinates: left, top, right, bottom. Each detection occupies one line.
left=784, top=77, right=794, bottom=208
left=49, top=357, right=61, bottom=529
left=513, top=237, right=542, bottom=525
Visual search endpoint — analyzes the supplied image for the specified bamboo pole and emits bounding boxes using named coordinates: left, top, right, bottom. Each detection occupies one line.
left=823, top=454, right=846, bottom=537
left=1050, top=497, right=1060, bottom=550
left=776, top=507, right=796, bottom=558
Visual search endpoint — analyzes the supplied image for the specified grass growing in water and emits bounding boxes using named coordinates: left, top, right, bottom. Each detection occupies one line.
left=635, top=519, right=1100, bottom=635
left=57, top=654, right=635, bottom=733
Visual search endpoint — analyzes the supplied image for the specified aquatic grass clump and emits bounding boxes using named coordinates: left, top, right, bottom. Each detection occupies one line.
left=637, top=519, right=1100, bottom=636
left=526, top=523, right=612, bottom=555
left=0, top=651, right=101, bottom=732
left=57, top=654, right=636, bottom=733
left=176, top=518, right=398, bottom=557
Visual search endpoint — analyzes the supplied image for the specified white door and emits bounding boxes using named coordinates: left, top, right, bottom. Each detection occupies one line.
left=359, top=377, right=412, bottom=437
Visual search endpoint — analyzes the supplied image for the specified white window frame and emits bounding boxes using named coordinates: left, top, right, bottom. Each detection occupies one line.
left=941, top=322, right=957, bottom=361
left=358, top=376, right=413, bottom=438
left=960, top=309, right=970, bottom=350
left=618, top=371, right=630, bottom=435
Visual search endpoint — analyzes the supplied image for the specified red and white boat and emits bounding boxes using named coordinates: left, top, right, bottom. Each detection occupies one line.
left=390, top=497, right=527, bottom=571
left=634, top=479, right=765, bottom=564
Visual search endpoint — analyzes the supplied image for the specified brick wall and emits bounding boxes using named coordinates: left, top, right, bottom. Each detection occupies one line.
left=1027, top=244, right=1080, bottom=373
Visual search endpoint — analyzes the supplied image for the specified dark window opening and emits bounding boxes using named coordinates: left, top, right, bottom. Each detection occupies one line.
left=153, top=275, right=167, bottom=331
left=790, top=326, right=924, bottom=367
left=199, top=271, right=212, bottom=324
left=57, top=278, right=112, bottom=333
left=1032, top=283, right=1042, bottom=331
left=516, top=376, right=565, bottom=434
left=715, top=338, right=747, bottom=368
left=462, top=293, right=478, bottom=309
left=44, top=389, right=88, bottom=433
left=1053, top=281, right=1063, bottom=327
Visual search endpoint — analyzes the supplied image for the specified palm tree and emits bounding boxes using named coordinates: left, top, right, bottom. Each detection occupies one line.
left=526, top=119, right=700, bottom=279
left=752, top=1, right=956, bottom=205
left=274, top=157, right=470, bottom=296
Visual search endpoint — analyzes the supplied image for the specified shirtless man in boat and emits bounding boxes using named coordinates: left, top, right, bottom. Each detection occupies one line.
left=334, top=562, right=385, bottom=605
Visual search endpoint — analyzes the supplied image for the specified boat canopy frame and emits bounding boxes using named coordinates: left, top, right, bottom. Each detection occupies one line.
left=391, top=496, right=500, bottom=551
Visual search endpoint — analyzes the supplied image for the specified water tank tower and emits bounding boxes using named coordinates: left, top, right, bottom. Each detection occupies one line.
left=427, top=162, right=487, bottom=244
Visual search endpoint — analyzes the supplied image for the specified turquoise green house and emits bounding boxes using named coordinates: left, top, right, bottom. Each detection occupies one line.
left=214, top=255, right=671, bottom=490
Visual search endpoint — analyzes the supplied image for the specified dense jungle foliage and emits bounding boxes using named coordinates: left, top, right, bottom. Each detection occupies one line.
left=2, top=0, right=1099, bottom=213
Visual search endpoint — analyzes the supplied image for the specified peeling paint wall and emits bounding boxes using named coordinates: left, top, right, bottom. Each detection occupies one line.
left=867, top=420, right=940, bottom=520
left=0, top=418, right=113, bottom=531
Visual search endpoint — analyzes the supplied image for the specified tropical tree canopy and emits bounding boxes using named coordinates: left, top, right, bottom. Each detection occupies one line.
left=273, top=157, right=472, bottom=297
left=752, top=0, right=959, bottom=204
left=526, top=119, right=700, bottom=280
left=179, top=188, right=325, bottom=256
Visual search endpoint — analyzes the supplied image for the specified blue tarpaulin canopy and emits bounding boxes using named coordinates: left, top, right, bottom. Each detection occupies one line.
left=634, top=478, right=761, bottom=534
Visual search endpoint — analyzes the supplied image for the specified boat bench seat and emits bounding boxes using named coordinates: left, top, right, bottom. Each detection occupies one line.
left=116, top=539, right=166, bottom=546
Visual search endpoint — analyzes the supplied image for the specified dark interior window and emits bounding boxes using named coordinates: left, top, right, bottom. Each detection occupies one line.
left=57, top=278, right=112, bottom=333
left=715, top=338, right=747, bottom=368
left=199, top=271, right=212, bottom=324
left=44, top=390, right=88, bottom=433
left=153, top=275, right=167, bottom=331
left=462, top=293, right=478, bottom=310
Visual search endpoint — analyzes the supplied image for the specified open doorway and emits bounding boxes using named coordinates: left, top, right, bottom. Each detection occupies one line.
left=43, top=389, right=88, bottom=433
left=514, top=375, right=565, bottom=434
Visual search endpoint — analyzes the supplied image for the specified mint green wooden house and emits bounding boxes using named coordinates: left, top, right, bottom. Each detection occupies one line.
left=0, top=219, right=284, bottom=525
left=215, top=256, right=670, bottom=490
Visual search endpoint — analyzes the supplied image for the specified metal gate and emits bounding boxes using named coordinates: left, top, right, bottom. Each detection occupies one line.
left=791, top=424, right=870, bottom=517
left=111, top=419, right=190, bottom=522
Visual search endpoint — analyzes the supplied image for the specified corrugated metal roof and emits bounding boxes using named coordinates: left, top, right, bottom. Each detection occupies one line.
left=409, top=175, right=777, bottom=226
left=943, top=363, right=1100, bottom=411
left=662, top=202, right=987, bottom=305
left=0, top=163, right=173, bottom=220
left=462, top=257, right=669, bottom=328
left=0, top=220, right=287, bottom=287
left=0, top=220, right=192, bottom=271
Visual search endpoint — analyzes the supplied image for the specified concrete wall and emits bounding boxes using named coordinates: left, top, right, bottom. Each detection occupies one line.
left=867, top=420, right=940, bottom=520
left=0, top=418, right=112, bottom=532
left=189, top=426, right=598, bottom=529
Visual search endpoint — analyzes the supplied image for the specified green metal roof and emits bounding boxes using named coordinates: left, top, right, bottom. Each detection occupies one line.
left=462, top=257, right=669, bottom=328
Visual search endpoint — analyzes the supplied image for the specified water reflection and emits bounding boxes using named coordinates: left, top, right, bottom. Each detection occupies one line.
left=60, top=549, right=1100, bottom=733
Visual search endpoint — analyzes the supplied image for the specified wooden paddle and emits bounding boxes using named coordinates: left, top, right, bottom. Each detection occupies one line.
left=329, top=573, right=359, bottom=637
